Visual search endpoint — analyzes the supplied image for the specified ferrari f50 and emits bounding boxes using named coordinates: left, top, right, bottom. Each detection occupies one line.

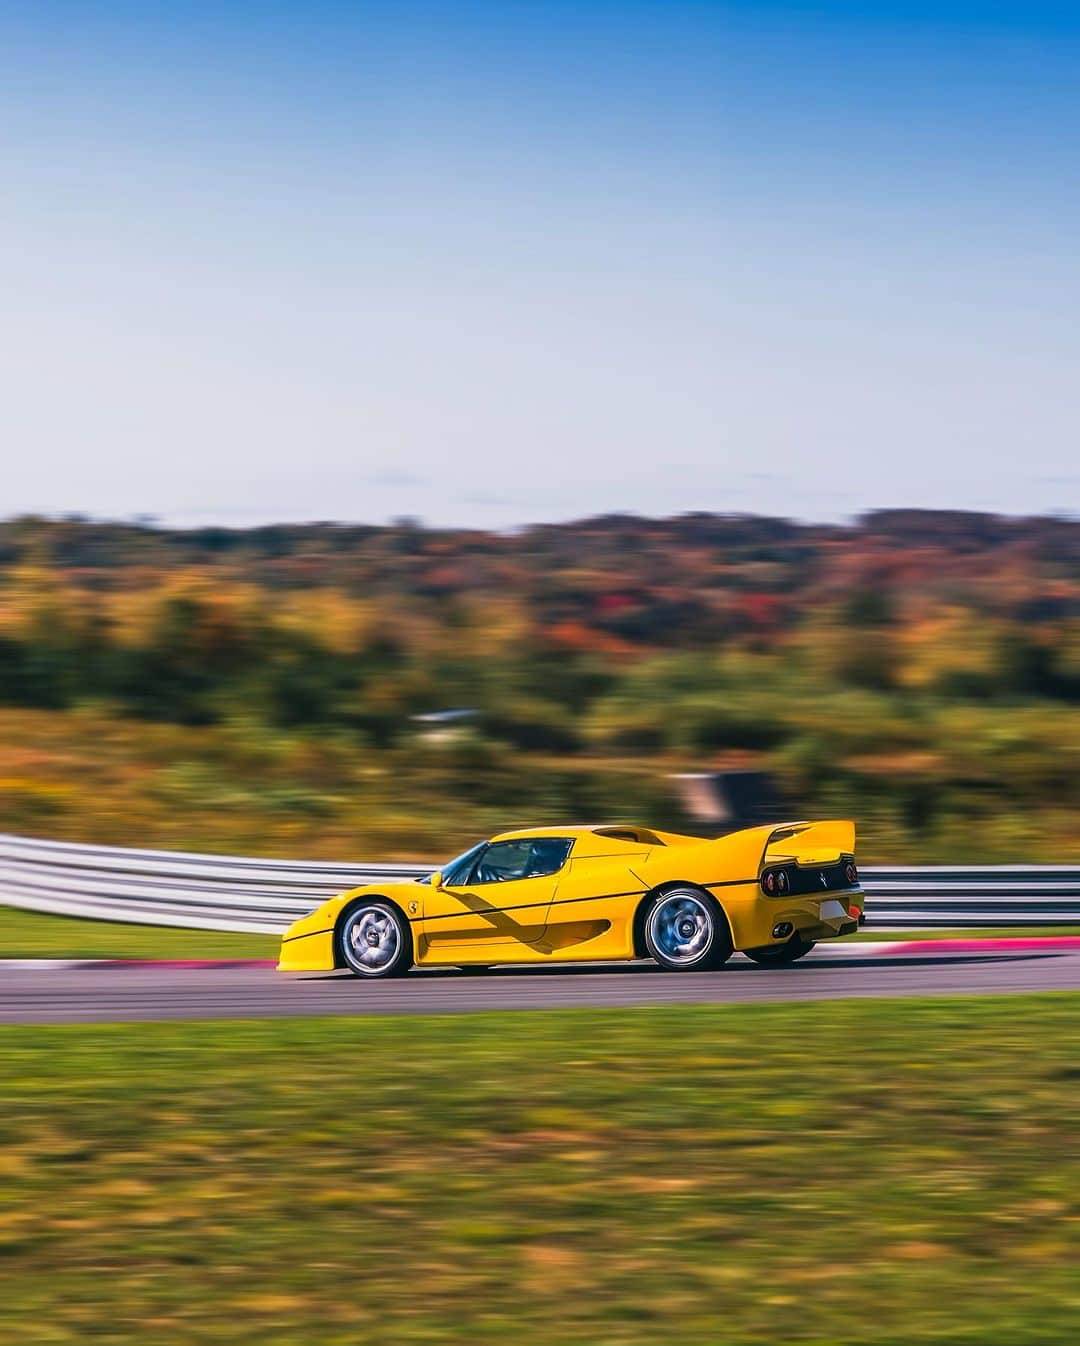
left=277, top=820, right=863, bottom=977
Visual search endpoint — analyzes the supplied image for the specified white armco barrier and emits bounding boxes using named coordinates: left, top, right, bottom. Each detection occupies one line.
left=1, top=833, right=1079, bottom=934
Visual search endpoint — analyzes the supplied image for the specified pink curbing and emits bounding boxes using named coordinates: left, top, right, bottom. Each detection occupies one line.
left=880, top=936, right=1080, bottom=957
left=3, top=938, right=1080, bottom=972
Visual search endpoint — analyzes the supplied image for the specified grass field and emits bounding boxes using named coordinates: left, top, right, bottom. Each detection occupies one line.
left=0, top=904, right=278, bottom=960
left=1, top=997, right=1077, bottom=1344
left=2, top=903, right=1079, bottom=962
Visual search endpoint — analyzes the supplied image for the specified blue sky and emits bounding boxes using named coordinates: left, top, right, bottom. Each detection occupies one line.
left=2, top=1, right=1077, bottom=527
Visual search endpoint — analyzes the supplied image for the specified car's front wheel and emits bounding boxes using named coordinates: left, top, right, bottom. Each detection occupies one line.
left=338, top=901, right=412, bottom=978
left=743, top=936, right=815, bottom=966
left=644, top=888, right=732, bottom=971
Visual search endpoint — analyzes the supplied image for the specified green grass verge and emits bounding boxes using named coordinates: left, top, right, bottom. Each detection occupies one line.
left=0, top=904, right=278, bottom=961
left=1, top=998, right=1078, bottom=1344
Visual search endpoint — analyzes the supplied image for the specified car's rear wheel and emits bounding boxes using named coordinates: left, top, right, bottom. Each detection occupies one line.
left=743, top=935, right=815, bottom=965
left=644, top=888, right=732, bottom=971
left=338, top=901, right=412, bottom=977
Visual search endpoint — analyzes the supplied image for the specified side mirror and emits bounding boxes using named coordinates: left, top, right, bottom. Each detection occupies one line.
left=429, top=871, right=443, bottom=890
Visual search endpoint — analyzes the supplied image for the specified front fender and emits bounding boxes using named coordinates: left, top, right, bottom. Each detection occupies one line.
left=276, top=883, right=422, bottom=972
left=277, top=903, right=338, bottom=971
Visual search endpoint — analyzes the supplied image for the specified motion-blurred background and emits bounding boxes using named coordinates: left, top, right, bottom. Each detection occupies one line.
left=2, top=510, right=1078, bottom=862
left=2, top=2, right=1079, bottom=865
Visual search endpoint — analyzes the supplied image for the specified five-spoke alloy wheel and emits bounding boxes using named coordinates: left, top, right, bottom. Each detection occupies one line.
left=644, top=887, right=731, bottom=971
left=338, top=901, right=412, bottom=977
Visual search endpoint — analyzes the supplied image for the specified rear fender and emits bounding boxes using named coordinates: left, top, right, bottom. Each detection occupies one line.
left=631, top=881, right=734, bottom=959
left=629, top=820, right=856, bottom=952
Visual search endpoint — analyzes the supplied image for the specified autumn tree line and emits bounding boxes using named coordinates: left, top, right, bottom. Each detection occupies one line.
left=1, top=510, right=1078, bottom=858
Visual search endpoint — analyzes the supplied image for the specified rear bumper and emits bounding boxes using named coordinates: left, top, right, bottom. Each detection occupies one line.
left=789, top=893, right=862, bottom=942
left=733, top=887, right=863, bottom=949
left=800, top=911, right=860, bottom=941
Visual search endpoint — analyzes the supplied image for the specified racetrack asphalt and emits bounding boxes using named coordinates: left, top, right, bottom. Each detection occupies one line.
left=3, top=946, right=1080, bottom=1022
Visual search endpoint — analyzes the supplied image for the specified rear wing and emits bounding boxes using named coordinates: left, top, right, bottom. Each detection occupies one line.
left=761, top=819, right=856, bottom=869
left=701, top=819, right=856, bottom=879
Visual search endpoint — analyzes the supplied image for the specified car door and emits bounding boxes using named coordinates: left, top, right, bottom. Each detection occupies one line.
left=419, top=837, right=573, bottom=951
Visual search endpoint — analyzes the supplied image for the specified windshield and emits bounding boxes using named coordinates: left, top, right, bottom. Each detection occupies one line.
left=420, top=840, right=486, bottom=886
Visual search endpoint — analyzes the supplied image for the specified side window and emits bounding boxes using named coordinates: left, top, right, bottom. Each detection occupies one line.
left=471, top=838, right=573, bottom=884
left=527, top=837, right=574, bottom=877
left=472, top=841, right=533, bottom=884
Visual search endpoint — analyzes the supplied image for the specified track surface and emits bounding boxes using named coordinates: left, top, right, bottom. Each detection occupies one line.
left=3, top=948, right=1080, bottom=1022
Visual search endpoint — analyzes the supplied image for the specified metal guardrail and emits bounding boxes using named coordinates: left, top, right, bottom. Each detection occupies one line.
left=0, top=833, right=429, bottom=934
left=2, top=833, right=1079, bottom=934
left=853, top=866, right=1080, bottom=928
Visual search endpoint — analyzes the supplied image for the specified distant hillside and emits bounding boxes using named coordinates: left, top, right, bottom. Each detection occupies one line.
left=2, top=511, right=1078, bottom=650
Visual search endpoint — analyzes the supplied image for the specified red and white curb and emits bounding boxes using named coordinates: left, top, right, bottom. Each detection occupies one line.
left=753, top=936, right=1080, bottom=959
left=0, top=958, right=277, bottom=971
left=2, top=938, right=1080, bottom=972
left=845, top=936, right=1080, bottom=957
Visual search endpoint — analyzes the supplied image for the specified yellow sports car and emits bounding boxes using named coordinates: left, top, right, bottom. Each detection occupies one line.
left=278, top=819, right=863, bottom=976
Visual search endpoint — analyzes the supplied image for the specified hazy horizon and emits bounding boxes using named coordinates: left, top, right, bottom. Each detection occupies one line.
left=6, top=503, right=1078, bottom=538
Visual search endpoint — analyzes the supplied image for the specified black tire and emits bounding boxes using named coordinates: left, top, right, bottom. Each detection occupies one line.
left=337, top=900, right=413, bottom=978
left=643, top=887, right=732, bottom=972
left=743, top=935, right=815, bottom=966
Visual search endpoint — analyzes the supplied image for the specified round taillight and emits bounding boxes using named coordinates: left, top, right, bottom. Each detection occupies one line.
left=762, top=870, right=777, bottom=894
left=845, top=862, right=858, bottom=886
left=776, top=870, right=789, bottom=894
